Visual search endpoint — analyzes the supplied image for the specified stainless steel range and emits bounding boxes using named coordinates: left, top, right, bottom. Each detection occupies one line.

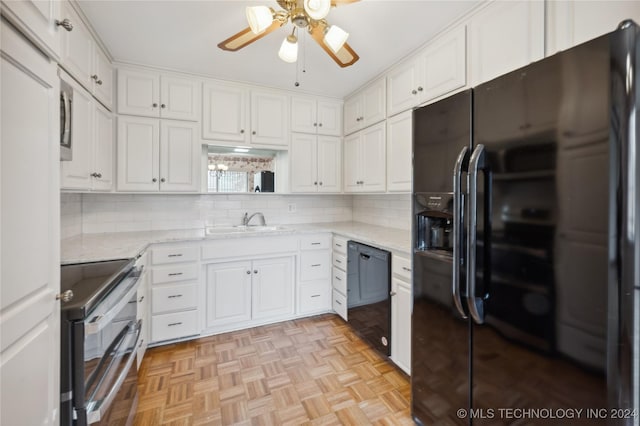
left=60, top=259, right=142, bottom=426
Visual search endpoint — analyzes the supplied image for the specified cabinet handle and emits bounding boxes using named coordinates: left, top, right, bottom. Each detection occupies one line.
left=168, top=294, right=183, bottom=298
left=160, top=178, right=166, bottom=183
left=168, top=272, right=183, bottom=276
left=311, top=294, right=321, bottom=298
left=335, top=243, right=343, bottom=247
left=334, top=276, right=342, bottom=281
left=168, top=254, right=183, bottom=258
left=335, top=299, right=342, bottom=305
left=168, top=322, right=182, bottom=327
left=240, top=129, right=245, bottom=134
left=311, top=242, right=321, bottom=245
left=390, top=291, right=397, bottom=296
left=402, top=266, right=411, bottom=272
left=311, top=264, right=321, bottom=267
left=246, top=270, right=251, bottom=274
left=335, top=259, right=342, bottom=264
left=138, top=296, right=144, bottom=303
left=417, top=86, right=423, bottom=92
left=152, top=178, right=157, bottom=182
left=90, top=172, right=102, bottom=178
left=161, top=104, right=166, bottom=109
left=152, top=103, right=158, bottom=108
left=56, top=19, right=73, bottom=31
left=138, top=339, right=144, bottom=348
left=254, top=270, right=258, bottom=274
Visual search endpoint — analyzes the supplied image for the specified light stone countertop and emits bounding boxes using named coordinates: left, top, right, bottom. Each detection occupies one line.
left=61, top=222, right=411, bottom=264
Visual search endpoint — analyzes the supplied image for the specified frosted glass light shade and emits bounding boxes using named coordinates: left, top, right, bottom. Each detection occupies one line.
left=324, top=25, right=349, bottom=53
left=278, top=35, right=298, bottom=63
left=246, top=6, right=273, bottom=34
left=304, top=0, right=331, bottom=20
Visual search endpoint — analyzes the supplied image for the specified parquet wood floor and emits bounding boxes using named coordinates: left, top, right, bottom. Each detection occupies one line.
left=134, top=314, right=414, bottom=425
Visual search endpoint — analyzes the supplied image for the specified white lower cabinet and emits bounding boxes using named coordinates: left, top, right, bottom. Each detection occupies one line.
left=298, top=234, right=332, bottom=315
left=391, top=253, right=412, bottom=375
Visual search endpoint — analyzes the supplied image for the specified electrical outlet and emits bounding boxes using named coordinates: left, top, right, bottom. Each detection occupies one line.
left=288, top=203, right=296, bottom=213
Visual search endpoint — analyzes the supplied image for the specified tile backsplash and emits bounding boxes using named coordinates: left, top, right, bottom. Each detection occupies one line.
left=60, top=193, right=412, bottom=237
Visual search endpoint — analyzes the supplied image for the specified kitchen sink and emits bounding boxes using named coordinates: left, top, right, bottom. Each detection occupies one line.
left=205, top=225, right=288, bottom=236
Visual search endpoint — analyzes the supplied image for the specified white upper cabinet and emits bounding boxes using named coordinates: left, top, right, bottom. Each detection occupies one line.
left=386, top=110, right=412, bottom=192
left=92, top=103, right=114, bottom=191
left=291, top=96, right=342, bottom=136
left=387, top=26, right=467, bottom=116
left=159, top=120, right=200, bottom=192
left=316, top=136, right=342, bottom=193
left=290, top=133, right=342, bottom=193
left=344, top=77, right=386, bottom=135
left=202, top=82, right=289, bottom=148
left=468, top=1, right=544, bottom=86
left=59, top=1, right=114, bottom=110
left=118, top=68, right=199, bottom=121
left=344, top=121, right=386, bottom=193
left=0, top=0, right=62, bottom=60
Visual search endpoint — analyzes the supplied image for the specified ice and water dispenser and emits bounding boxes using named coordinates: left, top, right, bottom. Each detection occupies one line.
left=414, top=193, right=454, bottom=252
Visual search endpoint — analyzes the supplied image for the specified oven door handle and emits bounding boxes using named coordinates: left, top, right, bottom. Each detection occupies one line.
left=86, top=319, right=141, bottom=425
left=85, top=268, right=141, bottom=335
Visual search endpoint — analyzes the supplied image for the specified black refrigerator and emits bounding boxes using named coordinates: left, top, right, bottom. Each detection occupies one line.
left=411, top=22, right=639, bottom=425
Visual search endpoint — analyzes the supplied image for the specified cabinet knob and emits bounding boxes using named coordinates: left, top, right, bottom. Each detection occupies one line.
left=240, top=129, right=245, bottom=134
left=417, top=86, right=423, bottom=92
left=390, top=291, right=397, bottom=296
left=318, top=123, right=322, bottom=127
left=314, top=182, right=318, bottom=185
left=313, top=123, right=317, bottom=127
left=319, top=182, right=323, bottom=186
left=90, top=172, right=102, bottom=178
left=152, top=103, right=158, bottom=108
left=56, top=19, right=73, bottom=31
left=252, top=131, right=256, bottom=135
left=412, top=90, right=417, bottom=95
left=96, top=79, right=103, bottom=85
left=160, top=178, right=166, bottom=183
left=56, top=290, right=74, bottom=302
left=152, top=178, right=157, bottom=182
left=91, top=74, right=99, bottom=81
left=254, top=270, right=258, bottom=274
left=246, top=270, right=251, bottom=275
left=161, top=104, right=166, bottom=109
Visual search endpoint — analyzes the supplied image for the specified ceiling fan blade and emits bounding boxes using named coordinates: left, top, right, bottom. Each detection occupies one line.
left=309, top=23, right=359, bottom=67
left=330, top=0, right=360, bottom=6
left=218, top=21, right=284, bottom=52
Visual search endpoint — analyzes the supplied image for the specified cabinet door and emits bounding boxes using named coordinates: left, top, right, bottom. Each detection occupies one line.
left=362, top=78, right=386, bottom=127
left=116, top=116, right=159, bottom=191
left=343, top=95, right=361, bottom=135
left=251, top=90, right=289, bottom=147
left=469, top=1, right=544, bottom=86
left=91, top=103, right=114, bottom=191
left=386, top=110, right=412, bottom=192
left=159, top=120, right=199, bottom=192
left=0, top=0, right=61, bottom=60
left=206, top=261, right=252, bottom=328
left=60, top=1, right=92, bottom=88
left=387, top=57, right=420, bottom=117
left=317, top=136, right=342, bottom=193
left=418, top=25, right=466, bottom=103
left=343, top=133, right=361, bottom=193
left=1, top=21, right=60, bottom=426
left=360, top=122, right=386, bottom=192
left=252, top=257, right=294, bottom=320
left=391, top=278, right=411, bottom=374
left=60, top=76, right=92, bottom=190
left=160, top=75, right=199, bottom=121
left=93, top=47, right=113, bottom=110
left=317, top=100, right=342, bottom=136
left=117, top=68, right=160, bottom=118
left=202, top=82, right=248, bottom=143
left=290, top=133, right=318, bottom=193
left=291, top=96, right=317, bottom=134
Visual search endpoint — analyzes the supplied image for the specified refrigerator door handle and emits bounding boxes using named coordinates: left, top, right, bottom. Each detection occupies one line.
left=467, top=143, right=490, bottom=325
left=452, top=146, right=469, bottom=319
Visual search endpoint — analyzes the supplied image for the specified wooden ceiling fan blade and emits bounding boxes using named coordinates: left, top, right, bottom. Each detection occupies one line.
left=309, top=24, right=359, bottom=67
left=218, top=21, right=283, bottom=52
left=330, top=0, right=360, bottom=6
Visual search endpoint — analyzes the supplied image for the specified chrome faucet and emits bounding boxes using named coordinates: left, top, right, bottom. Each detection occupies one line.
left=243, top=212, right=266, bottom=226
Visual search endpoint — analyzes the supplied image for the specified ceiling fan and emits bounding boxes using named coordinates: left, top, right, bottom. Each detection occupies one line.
left=218, top=0, right=360, bottom=68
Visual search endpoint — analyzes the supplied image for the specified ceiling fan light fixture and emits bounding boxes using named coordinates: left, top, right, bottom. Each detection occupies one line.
left=278, top=33, right=298, bottom=63
left=246, top=6, right=273, bottom=34
left=303, top=0, right=331, bottom=20
left=324, top=25, right=349, bottom=53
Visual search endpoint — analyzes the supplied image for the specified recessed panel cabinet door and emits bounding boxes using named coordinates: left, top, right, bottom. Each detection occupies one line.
left=317, top=136, right=342, bottom=193
left=159, top=120, right=199, bottom=192
left=317, top=100, right=342, bottom=136
left=360, top=122, right=386, bottom=192
left=291, top=96, right=317, bottom=134
left=290, top=133, right=318, bottom=193
left=92, top=103, right=114, bottom=191
left=60, top=1, right=92, bottom=88
left=202, top=82, right=248, bottom=143
left=1, top=22, right=60, bottom=426
left=343, top=133, right=361, bottom=193
left=386, top=110, right=412, bottom=192
left=251, top=90, right=289, bottom=147
left=93, top=47, right=113, bottom=110
left=391, top=278, right=412, bottom=374
left=206, top=261, right=252, bottom=328
left=117, top=116, right=159, bottom=191
left=251, top=257, right=294, bottom=321
left=117, top=68, right=160, bottom=118
left=0, top=0, right=61, bottom=60
left=160, top=76, right=199, bottom=121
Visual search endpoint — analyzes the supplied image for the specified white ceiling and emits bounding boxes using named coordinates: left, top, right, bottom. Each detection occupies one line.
left=78, top=0, right=482, bottom=98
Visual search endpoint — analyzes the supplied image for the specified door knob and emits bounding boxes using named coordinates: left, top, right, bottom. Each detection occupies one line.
left=56, top=290, right=74, bottom=302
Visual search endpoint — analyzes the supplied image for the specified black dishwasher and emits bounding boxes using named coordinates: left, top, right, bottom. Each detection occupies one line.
left=347, top=241, right=391, bottom=355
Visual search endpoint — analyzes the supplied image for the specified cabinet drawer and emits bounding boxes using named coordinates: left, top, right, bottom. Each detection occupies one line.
left=299, top=282, right=331, bottom=314
left=300, top=251, right=330, bottom=281
left=332, top=252, right=346, bottom=270
left=392, top=254, right=412, bottom=282
left=300, top=234, right=331, bottom=250
left=332, top=267, right=347, bottom=295
left=152, top=283, right=198, bottom=314
left=333, top=236, right=348, bottom=254
left=332, top=289, right=347, bottom=321
left=151, top=310, right=198, bottom=342
left=152, top=264, right=198, bottom=284
left=152, top=245, right=199, bottom=265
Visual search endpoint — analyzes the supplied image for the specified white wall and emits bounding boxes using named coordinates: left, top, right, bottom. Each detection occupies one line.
left=352, top=194, right=412, bottom=231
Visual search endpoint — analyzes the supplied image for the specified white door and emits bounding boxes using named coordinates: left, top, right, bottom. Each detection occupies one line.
left=60, top=74, right=92, bottom=190
left=362, top=78, right=386, bottom=127
left=117, top=68, right=160, bottom=118
left=91, top=103, right=114, bottom=191
left=343, top=133, right=361, bottom=193
left=92, top=47, right=113, bottom=110
left=252, top=257, right=294, bottom=321
left=343, top=95, right=362, bottom=135
left=60, top=1, right=92, bottom=88
left=206, top=261, right=252, bottom=328
left=387, top=57, right=420, bottom=117
left=386, top=110, right=412, bottom=192
left=202, top=82, right=248, bottom=143
left=289, top=133, right=318, bottom=193
left=1, top=22, right=60, bottom=426
left=251, top=90, right=289, bottom=147
left=317, top=136, right=342, bottom=193
left=291, top=96, right=317, bottom=134
left=159, top=120, right=199, bottom=192
left=116, top=116, right=159, bottom=191
left=360, top=122, right=386, bottom=192
left=317, top=100, right=342, bottom=136
left=0, top=0, right=61, bottom=60
left=391, top=278, right=412, bottom=374
left=160, top=75, right=199, bottom=121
